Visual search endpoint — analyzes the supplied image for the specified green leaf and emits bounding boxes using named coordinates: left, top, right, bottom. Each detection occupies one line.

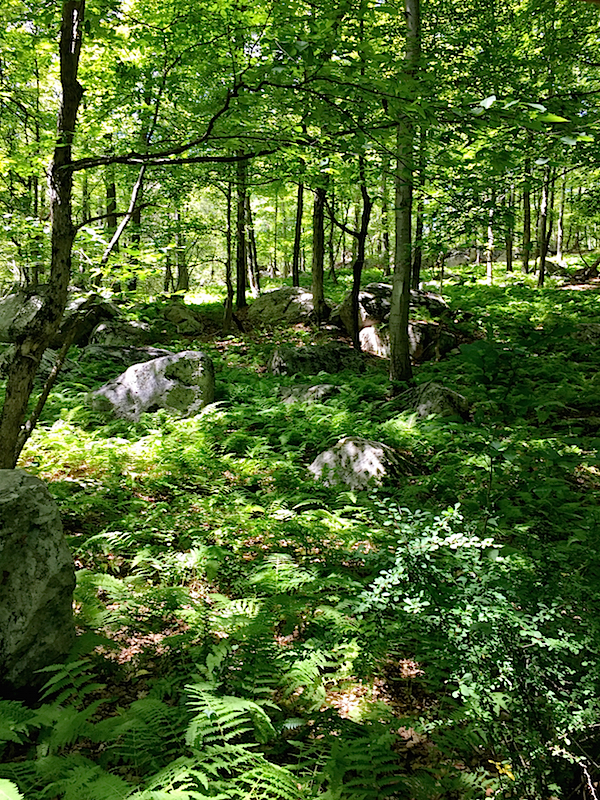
left=479, top=95, right=496, bottom=110
left=0, top=780, right=24, bottom=800
left=538, top=113, right=569, bottom=123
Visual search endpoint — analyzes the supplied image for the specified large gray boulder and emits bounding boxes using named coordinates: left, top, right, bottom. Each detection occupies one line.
left=331, top=283, right=450, bottom=337
left=358, top=321, right=457, bottom=362
left=309, top=437, right=403, bottom=490
left=248, top=286, right=327, bottom=326
left=0, top=288, right=119, bottom=347
left=269, top=342, right=362, bottom=376
left=90, top=318, right=153, bottom=348
left=0, top=470, right=75, bottom=697
left=407, top=381, right=470, bottom=419
left=90, top=350, right=215, bottom=421
left=0, top=290, right=44, bottom=343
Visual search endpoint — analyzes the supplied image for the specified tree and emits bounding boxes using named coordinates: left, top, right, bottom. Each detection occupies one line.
left=0, top=1, right=85, bottom=469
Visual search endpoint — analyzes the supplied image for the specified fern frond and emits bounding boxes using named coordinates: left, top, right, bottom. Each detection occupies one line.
left=237, top=761, right=304, bottom=800
left=0, top=700, right=50, bottom=746
left=39, top=658, right=104, bottom=707
left=249, top=554, right=317, bottom=594
left=108, top=697, right=186, bottom=777
left=46, top=700, right=107, bottom=754
left=35, top=754, right=132, bottom=800
left=0, top=778, right=24, bottom=800
left=280, top=649, right=334, bottom=710
left=186, top=683, right=277, bottom=748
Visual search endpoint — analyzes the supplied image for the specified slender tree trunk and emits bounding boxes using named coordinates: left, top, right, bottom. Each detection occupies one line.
left=556, top=168, right=566, bottom=262
left=522, top=157, right=532, bottom=274
left=292, top=181, right=304, bottom=287
left=311, top=185, right=329, bottom=325
left=246, top=195, right=260, bottom=295
left=537, top=167, right=550, bottom=288
left=236, top=154, right=247, bottom=308
left=389, top=0, right=419, bottom=388
left=223, top=182, right=234, bottom=332
left=350, top=159, right=373, bottom=350
left=486, top=188, right=495, bottom=285
left=0, top=1, right=85, bottom=468
left=411, top=127, right=426, bottom=290
left=505, top=185, right=514, bottom=273
left=175, top=208, right=189, bottom=292
left=381, top=154, right=391, bottom=277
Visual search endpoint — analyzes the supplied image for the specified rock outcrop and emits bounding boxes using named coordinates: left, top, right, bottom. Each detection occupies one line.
left=309, top=437, right=403, bottom=490
left=0, top=470, right=75, bottom=697
left=90, top=350, right=215, bottom=421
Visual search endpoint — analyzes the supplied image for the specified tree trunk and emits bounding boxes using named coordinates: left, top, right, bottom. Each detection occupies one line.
left=223, top=182, right=234, bottom=332
left=235, top=154, right=247, bottom=308
left=0, top=1, right=85, bottom=469
left=381, top=154, right=391, bottom=277
left=556, top=168, right=566, bottom=262
left=389, top=0, right=419, bottom=388
left=505, top=185, right=514, bottom=273
left=537, top=167, right=550, bottom=288
left=350, top=159, right=373, bottom=350
left=311, top=185, right=329, bottom=325
left=522, top=157, right=532, bottom=274
left=246, top=195, right=260, bottom=295
left=174, top=208, right=189, bottom=292
left=292, top=181, right=304, bottom=287
left=411, top=128, right=426, bottom=290
left=486, top=188, right=495, bottom=285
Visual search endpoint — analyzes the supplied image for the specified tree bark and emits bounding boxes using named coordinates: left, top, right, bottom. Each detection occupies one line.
left=235, top=154, right=247, bottom=308
left=223, top=182, right=234, bottom=332
left=411, top=127, right=426, bottom=290
left=522, top=157, right=532, bottom=274
left=311, top=185, right=329, bottom=325
left=389, top=0, right=419, bottom=388
left=537, top=166, right=550, bottom=288
left=350, top=159, right=373, bottom=350
left=292, top=181, right=304, bottom=287
left=0, top=1, right=86, bottom=468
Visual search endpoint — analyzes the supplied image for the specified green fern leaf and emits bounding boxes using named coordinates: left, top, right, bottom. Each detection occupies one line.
left=0, top=779, right=24, bottom=800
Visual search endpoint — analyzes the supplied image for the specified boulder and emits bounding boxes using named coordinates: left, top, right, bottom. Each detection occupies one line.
left=90, top=350, right=215, bottom=421
left=308, top=437, right=403, bottom=490
left=408, top=321, right=457, bottom=361
left=269, top=342, right=362, bottom=376
left=248, top=286, right=326, bottom=326
left=280, top=384, right=341, bottom=404
left=0, top=290, right=45, bottom=343
left=0, top=288, right=119, bottom=347
left=90, top=318, right=153, bottom=348
left=407, top=381, right=469, bottom=419
left=358, top=321, right=456, bottom=362
left=331, top=283, right=450, bottom=338
left=81, top=345, right=173, bottom=370
left=162, top=301, right=204, bottom=335
left=0, top=470, right=75, bottom=697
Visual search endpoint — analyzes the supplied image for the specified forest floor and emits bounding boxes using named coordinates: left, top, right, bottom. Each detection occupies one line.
left=2, top=265, right=600, bottom=800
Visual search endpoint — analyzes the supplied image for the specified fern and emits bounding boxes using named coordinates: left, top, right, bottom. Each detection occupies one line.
left=35, top=754, right=132, bottom=800
left=0, top=700, right=53, bottom=748
left=0, top=779, right=24, bottom=800
left=108, top=697, right=187, bottom=777
left=280, top=648, right=334, bottom=711
left=185, top=683, right=276, bottom=748
left=39, top=658, right=104, bottom=708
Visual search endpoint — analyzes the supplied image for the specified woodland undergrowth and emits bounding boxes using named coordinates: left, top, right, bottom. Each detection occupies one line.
left=1, top=267, right=600, bottom=799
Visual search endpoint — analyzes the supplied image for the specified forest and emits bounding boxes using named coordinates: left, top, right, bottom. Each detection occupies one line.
left=1, top=0, right=600, bottom=798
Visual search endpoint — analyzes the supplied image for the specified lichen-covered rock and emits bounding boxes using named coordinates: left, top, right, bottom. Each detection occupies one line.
left=308, top=437, right=403, bottom=490
left=408, top=321, right=457, bottom=361
left=0, top=470, right=75, bottom=697
left=269, top=342, right=362, bottom=376
left=90, top=318, right=153, bottom=348
left=331, top=283, right=450, bottom=337
left=280, top=384, right=340, bottom=404
left=0, top=290, right=44, bottom=343
left=409, top=381, right=469, bottom=419
left=90, top=350, right=215, bottom=421
left=248, top=286, right=326, bottom=326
